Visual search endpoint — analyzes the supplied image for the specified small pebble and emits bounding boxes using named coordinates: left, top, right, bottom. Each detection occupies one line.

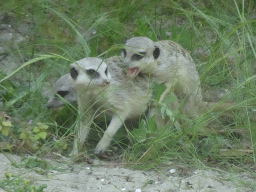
left=169, top=169, right=176, bottom=173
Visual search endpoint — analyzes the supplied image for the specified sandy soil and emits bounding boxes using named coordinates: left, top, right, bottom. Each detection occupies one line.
left=0, top=153, right=254, bottom=192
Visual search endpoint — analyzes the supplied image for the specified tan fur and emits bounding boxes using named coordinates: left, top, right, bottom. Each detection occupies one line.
left=70, top=56, right=152, bottom=155
left=122, top=37, right=232, bottom=121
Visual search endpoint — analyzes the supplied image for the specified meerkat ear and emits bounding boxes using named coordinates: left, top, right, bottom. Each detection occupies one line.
left=153, top=46, right=160, bottom=59
left=121, top=49, right=127, bottom=58
left=70, top=66, right=79, bottom=80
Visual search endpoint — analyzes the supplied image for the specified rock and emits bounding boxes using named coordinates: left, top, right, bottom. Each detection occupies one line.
left=17, top=23, right=30, bottom=34
left=0, top=55, right=19, bottom=75
left=193, top=47, right=211, bottom=61
left=0, top=32, right=13, bottom=42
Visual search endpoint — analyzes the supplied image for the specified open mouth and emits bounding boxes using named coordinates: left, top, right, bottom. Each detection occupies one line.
left=127, top=67, right=140, bottom=78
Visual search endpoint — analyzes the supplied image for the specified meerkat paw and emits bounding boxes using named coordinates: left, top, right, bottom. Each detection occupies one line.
left=93, top=145, right=107, bottom=155
left=69, top=147, right=80, bottom=157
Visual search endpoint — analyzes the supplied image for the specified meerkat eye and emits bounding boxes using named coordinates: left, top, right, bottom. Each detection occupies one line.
left=56, top=91, right=68, bottom=98
left=105, top=68, right=108, bottom=76
left=86, top=69, right=100, bottom=78
left=86, top=69, right=96, bottom=76
left=131, top=52, right=146, bottom=61
left=122, top=49, right=127, bottom=58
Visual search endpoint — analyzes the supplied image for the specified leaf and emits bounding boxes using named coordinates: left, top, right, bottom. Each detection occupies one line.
left=41, top=124, right=49, bottom=130
left=2, top=120, right=12, bottom=127
left=147, top=116, right=158, bottom=133
left=34, top=135, right=40, bottom=141
left=37, top=122, right=49, bottom=130
left=2, top=127, right=9, bottom=136
left=152, top=82, right=167, bottom=102
left=20, top=132, right=27, bottom=139
left=33, top=127, right=40, bottom=133
left=132, top=120, right=147, bottom=142
left=38, top=132, right=47, bottom=139
left=165, top=108, right=175, bottom=122
left=132, top=128, right=147, bottom=143
left=26, top=158, right=38, bottom=168
left=62, top=142, right=67, bottom=150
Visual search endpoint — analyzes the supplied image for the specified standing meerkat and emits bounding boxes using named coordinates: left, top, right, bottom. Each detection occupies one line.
left=70, top=56, right=151, bottom=155
left=46, top=74, right=77, bottom=109
left=121, top=37, right=230, bottom=118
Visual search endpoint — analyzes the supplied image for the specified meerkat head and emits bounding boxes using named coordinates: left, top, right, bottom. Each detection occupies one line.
left=46, top=74, right=77, bottom=109
left=70, top=57, right=111, bottom=91
left=122, top=37, right=160, bottom=78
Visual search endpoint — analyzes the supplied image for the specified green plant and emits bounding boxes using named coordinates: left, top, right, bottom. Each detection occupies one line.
left=19, top=121, right=49, bottom=150
left=0, top=112, right=12, bottom=136
left=0, top=171, right=47, bottom=192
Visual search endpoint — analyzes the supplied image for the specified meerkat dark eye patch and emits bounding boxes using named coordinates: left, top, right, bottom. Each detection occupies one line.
left=70, top=67, right=78, bottom=80
left=131, top=52, right=146, bottom=61
left=86, top=69, right=99, bottom=78
left=122, top=49, right=127, bottom=58
left=105, top=68, right=108, bottom=76
left=56, top=91, right=69, bottom=98
left=153, top=46, right=160, bottom=59
left=86, top=69, right=96, bottom=76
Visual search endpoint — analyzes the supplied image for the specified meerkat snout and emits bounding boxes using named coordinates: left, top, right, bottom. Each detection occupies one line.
left=46, top=74, right=77, bottom=109
left=122, top=37, right=161, bottom=76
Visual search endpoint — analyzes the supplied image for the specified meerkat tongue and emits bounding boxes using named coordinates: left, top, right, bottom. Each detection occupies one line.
left=127, top=67, right=140, bottom=78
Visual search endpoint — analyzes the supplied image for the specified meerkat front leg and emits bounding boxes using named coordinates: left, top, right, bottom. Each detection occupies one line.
left=94, top=114, right=125, bottom=155
left=70, top=100, right=93, bottom=156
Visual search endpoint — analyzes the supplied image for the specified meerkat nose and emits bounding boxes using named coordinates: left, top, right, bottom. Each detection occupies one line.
left=102, top=79, right=110, bottom=86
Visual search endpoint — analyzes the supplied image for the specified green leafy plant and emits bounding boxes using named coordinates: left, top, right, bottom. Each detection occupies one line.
left=19, top=121, right=49, bottom=150
left=0, top=112, right=12, bottom=136
left=0, top=171, right=47, bottom=192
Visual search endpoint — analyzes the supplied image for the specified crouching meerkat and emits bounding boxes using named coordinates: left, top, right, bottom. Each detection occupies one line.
left=122, top=37, right=231, bottom=119
left=46, top=74, right=77, bottom=109
left=70, top=56, right=151, bottom=155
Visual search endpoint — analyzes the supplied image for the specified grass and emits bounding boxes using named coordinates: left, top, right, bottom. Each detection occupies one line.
left=0, top=0, right=256, bottom=188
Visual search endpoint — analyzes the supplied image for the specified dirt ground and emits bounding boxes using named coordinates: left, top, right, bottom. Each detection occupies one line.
left=0, top=153, right=255, bottom=192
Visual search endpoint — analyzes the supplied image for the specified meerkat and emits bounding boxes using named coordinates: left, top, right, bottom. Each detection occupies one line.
left=70, top=56, right=151, bottom=155
left=46, top=74, right=77, bottom=109
left=121, top=37, right=231, bottom=119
